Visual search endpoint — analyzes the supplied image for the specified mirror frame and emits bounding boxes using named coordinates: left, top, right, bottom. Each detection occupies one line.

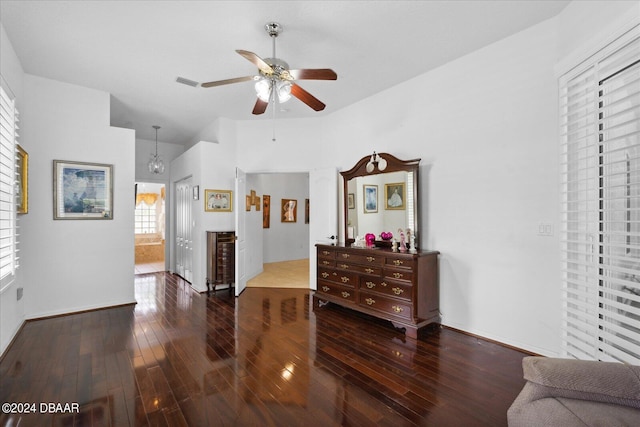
left=341, top=153, right=421, bottom=247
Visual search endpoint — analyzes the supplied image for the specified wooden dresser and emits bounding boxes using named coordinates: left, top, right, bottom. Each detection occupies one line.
left=314, top=244, right=439, bottom=338
left=206, top=231, right=235, bottom=294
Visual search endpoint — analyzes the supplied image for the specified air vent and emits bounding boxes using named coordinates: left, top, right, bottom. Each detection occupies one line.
left=176, top=77, right=199, bottom=87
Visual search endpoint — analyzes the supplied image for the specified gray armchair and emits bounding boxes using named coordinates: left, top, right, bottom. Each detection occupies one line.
left=508, top=356, right=640, bottom=426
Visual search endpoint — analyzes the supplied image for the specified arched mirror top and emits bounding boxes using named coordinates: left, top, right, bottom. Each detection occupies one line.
left=341, top=152, right=421, bottom=248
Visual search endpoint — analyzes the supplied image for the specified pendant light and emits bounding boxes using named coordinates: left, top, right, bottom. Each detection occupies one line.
left=148, top=125, right=165, bottom=174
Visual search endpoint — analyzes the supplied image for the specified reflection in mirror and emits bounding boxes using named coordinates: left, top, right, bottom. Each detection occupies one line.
left=341, top=153, right=420, bottom=248
left=346, top=171, right=414, bottom=240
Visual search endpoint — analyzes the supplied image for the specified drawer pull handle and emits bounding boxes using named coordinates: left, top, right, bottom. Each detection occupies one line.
left=341, top=254, right=350, bottom=259
left=381, top=281, right=388, bottom=287
left=392, top=305, right=404, bottom=313
left=367, top=256, right=376, bottom=262
left=392, top=287, right=404, bottom=295
left=366, top=282, right=376, bottom=289
left=321, top=272, right=329, bottom=278
left=322, top=286, right=330, bottom=292
left=322, top=251, right=330, bottom=255
left=393, top=272, right=403, bottom=279
left=365, top=268, right=374, bottom=274
left=322, top=260, right=330, bottom=265
left=365, top=298, right=376, bottom=305
left=393, top=259, right=404, bottom=266
left=341, top=291, right=351, bottom=298
left=340, top=264, right=349, bottom=269
left=341, top=276, right=350, bottom=283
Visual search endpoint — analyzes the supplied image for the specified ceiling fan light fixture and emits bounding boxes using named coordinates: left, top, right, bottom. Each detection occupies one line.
left=276, top=80, right=292, bottom=102
left=255, top=78, right=272, bottom=102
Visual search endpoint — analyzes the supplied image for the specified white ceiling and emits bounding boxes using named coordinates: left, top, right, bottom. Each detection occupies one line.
left=1, top=0, right=570, bottom=144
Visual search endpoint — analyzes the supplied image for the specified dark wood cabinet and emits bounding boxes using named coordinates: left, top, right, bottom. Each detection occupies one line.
left=314, top=244, right=439, bottom=338
left=206, top=231, right=235, bottom=294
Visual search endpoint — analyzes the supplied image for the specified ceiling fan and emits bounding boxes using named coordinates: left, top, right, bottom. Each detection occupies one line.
left=200, top=22, right=337, bottom=115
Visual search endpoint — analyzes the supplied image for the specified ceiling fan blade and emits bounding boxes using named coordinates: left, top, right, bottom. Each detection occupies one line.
left=291, top=84, right=326, bottom=111
left=236, top=50, right=274, bottom=75
left=201, top=76, right=256, bottom=88
left=287, top=69, right=337, bottom=81
left=252, top=97, right=269, bottom=115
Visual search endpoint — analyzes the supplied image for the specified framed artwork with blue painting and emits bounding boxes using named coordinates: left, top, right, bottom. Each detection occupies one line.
left=53, top=160, right=113, bottom=219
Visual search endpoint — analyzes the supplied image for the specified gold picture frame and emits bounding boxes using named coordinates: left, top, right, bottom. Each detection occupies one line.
left=16, top=145, right=28, bottom=214
left=205, top=189, right=232, bottom=212
left=385, top=182, right=406, bottom=210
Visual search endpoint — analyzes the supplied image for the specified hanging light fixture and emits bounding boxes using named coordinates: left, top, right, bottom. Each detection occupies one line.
left=148, top=125, right=165, bottom=174
left=366, top=151, right=387, bottom=173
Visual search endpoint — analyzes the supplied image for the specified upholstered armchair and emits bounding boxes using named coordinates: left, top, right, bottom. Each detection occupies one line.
left=508, top=356, right=640, bottom=426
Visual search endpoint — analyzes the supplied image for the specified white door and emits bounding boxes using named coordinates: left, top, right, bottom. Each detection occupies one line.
left=175, top=177, right=193, bottom=282
left=234, top=167, right=247, bottom=296
left=309, top=168, right=338, bottom=290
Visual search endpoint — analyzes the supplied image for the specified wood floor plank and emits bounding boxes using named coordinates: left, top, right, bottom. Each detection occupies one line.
left=0, top=271, right=530, bottom=426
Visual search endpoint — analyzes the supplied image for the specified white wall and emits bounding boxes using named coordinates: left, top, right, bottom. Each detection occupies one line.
left=20, top=74, right=136, bottom=319
left=170, top=139, right=237, bottom=292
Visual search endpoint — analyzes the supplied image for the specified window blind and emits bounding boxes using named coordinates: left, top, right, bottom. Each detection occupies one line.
left=560, top=29, right=640, bottom=363
left=0, top=83, right=18, bottom=291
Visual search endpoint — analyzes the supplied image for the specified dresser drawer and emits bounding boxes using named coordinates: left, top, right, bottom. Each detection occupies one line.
left=384, top=256, right=416, bottom=270
left=336, top=262, right=381, bottom=276
left=336, top=251, right=384, bottom=266
left=317, top=280, right=356, bottom=302
left=318, top=247, right=336, bottom=259
left=317, top=267, right=357, bottom=287
left=383, top=268, right=414, bottom=283
left=361, top=278, right=412, bottom=301
left=318, top=258, right=335, bottom=268
left=358, top=293, right=413, bottom=320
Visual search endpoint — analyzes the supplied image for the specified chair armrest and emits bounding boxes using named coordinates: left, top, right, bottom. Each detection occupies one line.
left=522, top=356, right=640, bottom=408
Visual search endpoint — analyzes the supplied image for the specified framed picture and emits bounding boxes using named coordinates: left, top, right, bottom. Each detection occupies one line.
left=281, top=198, right=297, bottom=223
left=245, top=195, right=251, bottom=211
left=53, top=160, right=113, bottom=220
left=263, top=195, right=271, bottom=228
left=16, top=145, right=28, bottom=214
left=363, top=184, right=378, bottom=213
left=192, top=185, right=199, bottom=200
left=385, top=182, right=405, bottom=210
left=348, top=193, right=355, bottom=209
left=205, top=189, right=232, bottom=212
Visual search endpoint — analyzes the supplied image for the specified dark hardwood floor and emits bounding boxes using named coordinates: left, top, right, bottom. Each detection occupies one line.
left=0, top=272, right=529, bottom=426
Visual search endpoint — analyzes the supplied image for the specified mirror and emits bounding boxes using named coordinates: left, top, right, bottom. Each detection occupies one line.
left=341, top=153, right=420, bottom=248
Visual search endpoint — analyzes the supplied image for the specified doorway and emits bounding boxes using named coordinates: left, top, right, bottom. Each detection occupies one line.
left=134, top=182, right=166, bottom=274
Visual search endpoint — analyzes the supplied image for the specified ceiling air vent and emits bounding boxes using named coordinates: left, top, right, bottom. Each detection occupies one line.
left=176, top=76, right=199, bottom=87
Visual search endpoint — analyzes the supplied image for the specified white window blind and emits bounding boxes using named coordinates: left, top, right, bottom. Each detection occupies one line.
left=560, top=28, right=640, bottom=363
left=0, top=82, right=18, bottom=291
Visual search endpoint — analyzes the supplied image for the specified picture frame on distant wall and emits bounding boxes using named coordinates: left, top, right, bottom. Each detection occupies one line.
left=263, top=195, right=271, bottom=228
left=281, top=198, right=297, bottom=223
left=53, top=160, right=113, bottom=220
left=363, top=184, right=378, bottom=213
left=16, top=145, right=28, bottom=214
left=348, top=193, right=355, bottom=209
left=205, top=189, right=232, bottom=212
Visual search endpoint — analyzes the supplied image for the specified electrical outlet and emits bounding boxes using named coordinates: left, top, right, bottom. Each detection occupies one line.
left=538, top=223, right=554, bottom=237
